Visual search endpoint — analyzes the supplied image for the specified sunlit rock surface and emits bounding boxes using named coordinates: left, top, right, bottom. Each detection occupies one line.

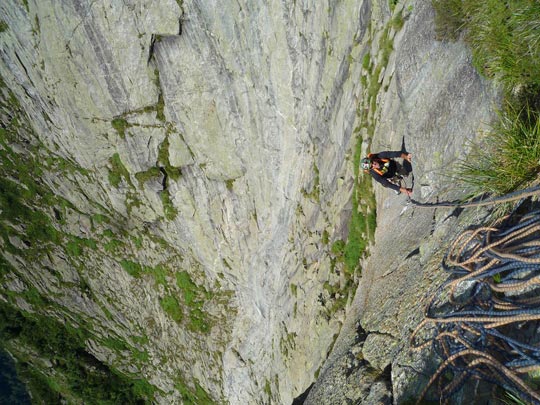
left=0, top=0, right=500, bottom=403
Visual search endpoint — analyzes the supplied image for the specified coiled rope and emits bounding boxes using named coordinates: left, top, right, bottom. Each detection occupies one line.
left=410, top=210, right=540, bottom=404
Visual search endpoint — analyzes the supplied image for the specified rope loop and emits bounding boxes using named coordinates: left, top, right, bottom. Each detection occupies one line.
left=411, top=211, right=540, bottom=404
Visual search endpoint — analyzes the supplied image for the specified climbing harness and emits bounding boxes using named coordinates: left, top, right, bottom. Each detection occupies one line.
left=410, top=211, right=540, bottom=404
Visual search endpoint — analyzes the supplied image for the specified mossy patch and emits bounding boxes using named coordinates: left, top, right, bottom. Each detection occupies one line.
left=176, top=272, right=211, bottom=333
left=0, top=302, right=155, bottom=404
left=111, top=118, right=129, bottom=139
left=120, top=260, right=143, bottom=278
left=160, top=295, right=183, bottom=323
left=108, top=153, right=132, bottom=188
left=160, top=191, right=178, bottom=221
left=175, top=378, right=214, bottom=405
left=135, top=166, right=162, bottom=185
left=158, top=135, right=182, bottom=181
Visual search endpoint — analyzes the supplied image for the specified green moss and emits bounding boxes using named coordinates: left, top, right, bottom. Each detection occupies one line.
left=135, top=166, right=162, bottom=185
left=132, top=348, right=149, bottom=363
left=322, top=229, right=330, bottom=245
left=176, top=272, right=212, bottom=333
left=158, top=136, right=182, bottom=181
left=21, top=287, right=46, bottom=306
left=111, top=118, right=129, bottom=139
left=104, top=238, right=124, bottom=253
left=103, top=337, right=129, bottom=352
left=225, top=179, right=235, bottom=191
left=331, top=240, right=345, bottom=256
left=65, top=240, right=82, bottom=257
left=391, top=10, right=404, bottom=31
left=264, top=380, right=272, bottom=398
left=301, top=162, right=321, bottom=201
left=132, top=236, right=143, bottom=248
left=0, top=176, right=61, bottom=250
left=102, top=229, right=115, bottom=238
left=188, top=309, right=210, bottom=333
left=0, top=302, right=153, bottom=404
left=0, top=20, right=8, bottom=33
left=92, top=214, right=109, bottom=225
left=290, top=284, right=298, bottom=296
left=132, top=335, right=149, bottom=345
left=175, top=378, right=214, bottom=405
left=131, top=379, right=155, bottom=399
left=120, top=260, right=143, bottom=278
left=160, top=191, right=178, bottom=220
left=145, top=264, right=168, bottom=286
left=108, top=153, right=132, bottom=188
left=65, top=236, right=97, bottom=257
left=160, top=295, right=183, bottom=323
left=176, top=272, right=198, bottom=305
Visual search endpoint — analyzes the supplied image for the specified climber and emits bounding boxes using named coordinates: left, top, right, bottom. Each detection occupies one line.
left=361, top=151, right=413, bottom=196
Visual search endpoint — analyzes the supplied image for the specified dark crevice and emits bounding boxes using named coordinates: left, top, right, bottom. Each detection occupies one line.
left=147, top=34, right=157, bottom=64
left=405, top=247, right=420, bottom=259
left=159, top=167, right=168, bottom=190
left=444, top=206, right=464, bottom=221
left=292, top=383, right=313, bottom=405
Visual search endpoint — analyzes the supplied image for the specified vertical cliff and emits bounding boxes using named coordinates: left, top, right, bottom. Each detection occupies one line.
left=0, top=0, right=373, bottom=403
left=0, top=0, right=505, bottom=402
left=304, top=1, right=501, bottom=403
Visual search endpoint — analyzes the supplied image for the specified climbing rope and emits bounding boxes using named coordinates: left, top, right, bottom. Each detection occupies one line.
left=410, top=210, right=540, bottom=404
left=408, top=185, right=540, bottom=208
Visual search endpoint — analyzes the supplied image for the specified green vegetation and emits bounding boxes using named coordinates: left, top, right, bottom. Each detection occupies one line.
left=458, top=104, right=540, bottom=196
left=433, top=0, right=540, bottom=198
left=0, top=302, right=154, bottom=404
left=0, top=20, right=8, bottom=33
left=66, top=236, right=98, bottom=257
left=433, top=0, right=540, bottom=93
left=160, top=295, right=183, bottom=323
left=329, top=6, right=401, bottom=297
left=135, top=166, right=162, bottom=185
left=108, top=153, right=132, bottom=187
left=147, top=264, right=167, bottom=285
left=158, top=135, right=182, bottom=181
left=290, top=283, right=298, bottom=296
left=112, top=117, right=129, bottom=139
left=120, top=259, right=144, bottom=278
left=175, top=378, right=214, bottom=405
left=153, top=69, right=166, bottom=122
left=176, top=272, right=211, bottom=333
left=301, top=163, right=321, bottom=201
left=160, top=190, right=178, bottom=220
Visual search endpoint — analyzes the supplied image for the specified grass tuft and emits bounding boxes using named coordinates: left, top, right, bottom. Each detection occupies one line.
left=433, top=0, right=540, bottom=95
left=457, top=104, right=540, bottom=197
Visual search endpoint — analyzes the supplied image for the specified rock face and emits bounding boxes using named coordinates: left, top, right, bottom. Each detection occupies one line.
left=0, top=0, right=501, bottom=403
left=305, top=1, right=500, bottom=404
left=0, top=0, right=370, bottom=403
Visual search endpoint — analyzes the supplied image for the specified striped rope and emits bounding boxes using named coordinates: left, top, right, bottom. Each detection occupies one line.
left=408, top=185, right=540, bottom=208
left=410, top=211, right=540, bottom=404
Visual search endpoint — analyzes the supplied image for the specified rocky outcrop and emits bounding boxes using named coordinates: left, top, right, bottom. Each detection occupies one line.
left=1, top=0, right=372, bottom=403
left=305, top=1, right=500, bottom=403
left=0, top=0, right=502, bottom=403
